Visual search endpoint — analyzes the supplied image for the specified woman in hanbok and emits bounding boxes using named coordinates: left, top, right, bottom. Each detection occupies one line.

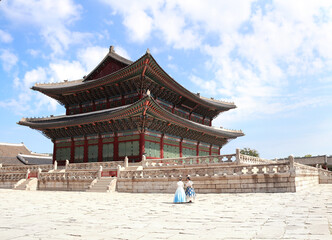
left=173, top=177, right=186, bottom=203
left=185, top=176, right=196, bottom=203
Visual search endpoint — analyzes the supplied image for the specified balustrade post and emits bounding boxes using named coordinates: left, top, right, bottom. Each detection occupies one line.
left=65, top=159, right=69, bottom=170
left=141, top=155, right=146, bottom=167
left=26, top=169, right=30, bottom=179
left=98, top=165, right=103, bottom=179
left=236, top=149, right=240, bottom=164
left=37, top=167, right=42, bottom=180
left=53, top=160, right=57, bottom=171
left=0, top=163, right=2, bottom=169
left=124, top=156, right=129, bottom=168
left=289, top=155, right=295, bottom=174
left=117, top=165, right=121, bottom=178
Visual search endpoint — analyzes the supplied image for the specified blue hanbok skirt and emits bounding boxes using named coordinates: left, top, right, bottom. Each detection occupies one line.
left=174, top=188, right=186, bottom=203
left=185, top=187, right=196, bottom=200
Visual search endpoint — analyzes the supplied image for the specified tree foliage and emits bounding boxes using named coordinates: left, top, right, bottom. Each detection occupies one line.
left=303, top=154, right=312, bottom=158
left=240, top=148, right=259, bottom=157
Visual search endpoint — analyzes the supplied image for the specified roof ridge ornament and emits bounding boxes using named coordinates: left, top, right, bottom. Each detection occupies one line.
left=109, top=45, right=115, bottom=53
left=146, top=48, right=150, bottom=54
left=146, top=89, right=151, bottom=96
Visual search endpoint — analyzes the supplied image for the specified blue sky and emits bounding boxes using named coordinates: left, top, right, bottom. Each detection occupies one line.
left=0, top=0, right=331, bottom=158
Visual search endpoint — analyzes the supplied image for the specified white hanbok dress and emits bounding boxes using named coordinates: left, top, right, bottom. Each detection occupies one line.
left=173, top=181, right=186, bottom=203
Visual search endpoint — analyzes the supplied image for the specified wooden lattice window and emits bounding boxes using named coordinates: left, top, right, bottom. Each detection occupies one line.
left=145, top=141, right=160, bottom=158
left=88, top=145, right=98, bottom=162
left=102, top=143, right=114, bottom=161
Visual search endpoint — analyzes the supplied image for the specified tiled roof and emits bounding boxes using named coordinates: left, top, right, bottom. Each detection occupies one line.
left=0, top=143, right=51, bottom=166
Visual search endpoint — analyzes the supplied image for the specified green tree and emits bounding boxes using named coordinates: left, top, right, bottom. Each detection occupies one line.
left=303, top=154, right=312, bottom=157
left=240, top=148, right=259, bottom=157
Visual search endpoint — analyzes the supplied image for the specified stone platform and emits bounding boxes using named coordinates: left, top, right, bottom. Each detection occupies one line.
left=0, top=185, right=331, bottom=239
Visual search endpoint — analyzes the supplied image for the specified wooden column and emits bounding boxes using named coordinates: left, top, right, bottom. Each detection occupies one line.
left=209, top=144, right=212, bottom=156
left=196, top=142, right=200, bottom=156
left=210, top=118, right=212, bottom=126
left=114, top=133, right=118, bottom=161
left=202, top=116, right=205, bottom=125
left=65, top=106, right=69, bottom=115
left=160, top=134, right=164, bottom=159
left=98, top=134, right=103, bottom=162
left=218, top=146, right=221, bottom=155
left=52, top=140, right=57, bottom=164
left=92, top=100, right=96, bottom=111
left=139, top=132, right=145, bottom=161
left=84, top=136, right=88, bottom=163
left=106, top=98, right=110, bottom=108
left=121, top=95, right=125, bottom=105
left=179, top=138, right=183, bottom=158
left=70, top=137, right=75, bottom=163
left=79, top=103, right=83, bottom=113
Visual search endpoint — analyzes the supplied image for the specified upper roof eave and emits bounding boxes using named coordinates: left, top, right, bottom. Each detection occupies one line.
left=17, top=96, right=244, bottom=139
left=31, top=50, right=236, bottom=111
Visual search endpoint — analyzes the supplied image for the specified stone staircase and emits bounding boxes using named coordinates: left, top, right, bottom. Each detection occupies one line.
left=13, top=178, right=38, bottom=191
left=86, top=177, right=117, bottom=192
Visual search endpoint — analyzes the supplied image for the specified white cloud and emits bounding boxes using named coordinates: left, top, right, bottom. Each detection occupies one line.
left=0, top=29, right=13, bottom=43
left=114, top=45, right=131, bottom=60
left=1, top=0, right=88, bottom=55
left=0, top=49, right=18, bottom=71
left=100, top=0, right=332, bottom=124
left=1, top=45, right=129, bottom=115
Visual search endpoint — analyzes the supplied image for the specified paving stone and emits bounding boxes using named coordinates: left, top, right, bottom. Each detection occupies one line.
left=0, top=185, right=332, bottom=239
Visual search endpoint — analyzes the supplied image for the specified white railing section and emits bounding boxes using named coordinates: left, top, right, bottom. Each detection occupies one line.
left=39, top=171, right=98, bottom=181
left=0, top=164, right=54, bottom=172
left=142, top=154, right=236, bottom=168
left=0, top=173, right=27, bottom=181
left=119, top=162, right=291, bottom=179
left=65, top=161, right=123, bottom=171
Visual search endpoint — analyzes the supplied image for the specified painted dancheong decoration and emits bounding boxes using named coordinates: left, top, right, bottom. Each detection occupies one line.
left=18, top=46, right=244, bottom=165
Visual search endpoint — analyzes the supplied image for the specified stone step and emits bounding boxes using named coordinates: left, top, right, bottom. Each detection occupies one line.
left=86, top=177, right=117, bottom=192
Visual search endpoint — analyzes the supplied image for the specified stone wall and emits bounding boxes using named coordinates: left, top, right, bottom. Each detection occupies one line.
left=0, top=173, right=26, bottom=189
left=319, top=169, right=332, bottom=184
left=294, top=163, right=319, bottom=190
left=37, top=171, right=97, bottom=191
left=117, top=173, right=296, bottom=193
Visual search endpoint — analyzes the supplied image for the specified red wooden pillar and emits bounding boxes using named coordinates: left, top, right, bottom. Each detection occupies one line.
left=84, top=136, right=88, bottom=163
left=121, top=95, right=125, bottom=105
left=139, top=132, right=145, bottom=161
left=52, top=140, right=57, bottom=164
left=92, top=100, right=96, bottom=111
left=172, top=105, right=175, bottom=114
left=209, top=144, right=212, bottom=156
left=202, top=116, right=205, bottom=125
left=218, top=147, right=221, bottom=155
left=66, top=106, right=69, bottom=115
left=70, top=137, right=75, bottom=163
left=114, top=133, right=119, bottom=161
left=160, top=134, right=164, bottom=159
left=79, top=103, right=83, bottom=113
left=196, top=142, right=200, bottom=156
left=106, top=98, right=110, bottom=108
left=210, top=118, right=212, bottom=126
left=98, top=134, right=103, bottom=162
left=179, top=138, right=183, bottom=157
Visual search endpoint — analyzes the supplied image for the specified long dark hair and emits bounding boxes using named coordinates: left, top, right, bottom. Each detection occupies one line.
left=187, top=176, right=191, bottom=180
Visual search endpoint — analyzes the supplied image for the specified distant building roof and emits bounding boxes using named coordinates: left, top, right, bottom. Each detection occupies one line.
left=0, top=142, right=51, bottom=166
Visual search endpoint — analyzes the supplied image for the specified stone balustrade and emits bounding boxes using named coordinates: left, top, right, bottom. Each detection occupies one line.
left=238, top=152, right=275, bottom=165
left=39, top=171, right=98, bottom=181
left=119, top=162, right=290, bottom=179
left=65, top=161, right=123, bottom=171
left=0, top=164, right=54, bottom=172
left=0, top=173, right=26, bottom=181
left=142, top=154, right=236, bottom=168
left=318, top=169, right=332, bottom=184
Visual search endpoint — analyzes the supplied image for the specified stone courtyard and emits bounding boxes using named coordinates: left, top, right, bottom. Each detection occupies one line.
left=0, top=185, right=331, bottom=240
